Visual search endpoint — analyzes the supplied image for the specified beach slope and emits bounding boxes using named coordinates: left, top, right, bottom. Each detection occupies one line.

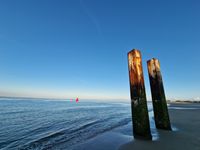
left=75, top=104, right=200, bottom=150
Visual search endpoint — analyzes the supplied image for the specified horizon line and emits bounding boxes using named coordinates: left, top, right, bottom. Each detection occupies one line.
left=0, top=95, right=199, bottom=102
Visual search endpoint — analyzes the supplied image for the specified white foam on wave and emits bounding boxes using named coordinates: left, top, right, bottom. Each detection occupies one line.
left=148, top=109, right=159, bottom=141
left=148, top=105, right=180, bottom=141
left=171, top=125, right=179, bottom=131
left=169, top=107, right=199, bottom=110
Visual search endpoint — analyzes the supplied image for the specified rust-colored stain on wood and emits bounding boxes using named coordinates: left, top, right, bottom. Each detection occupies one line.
left=128, top=49, right=152, bottom=140
left=147, top=58, right=171, bottom=130
left=128, top=50, right=144, bottom=88
left=147, top=58, right=160, bottom=79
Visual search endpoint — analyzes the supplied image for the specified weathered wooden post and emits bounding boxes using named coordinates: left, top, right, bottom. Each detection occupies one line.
left=128, top=49, right=152, bottom=140
left=147, top=58, right=171, bottom=130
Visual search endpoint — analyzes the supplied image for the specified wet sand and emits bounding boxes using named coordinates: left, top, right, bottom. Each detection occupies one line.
left=74, top=103, right=200, bottom=150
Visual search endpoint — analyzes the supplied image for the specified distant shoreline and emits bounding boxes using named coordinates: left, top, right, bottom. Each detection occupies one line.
left=167, top=100, right=200, bottom=104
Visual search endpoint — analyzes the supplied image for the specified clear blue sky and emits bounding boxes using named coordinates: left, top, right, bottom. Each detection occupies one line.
left=0, top=0, right=200, bottom=100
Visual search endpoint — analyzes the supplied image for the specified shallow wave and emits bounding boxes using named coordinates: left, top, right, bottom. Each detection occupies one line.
left=0, top=110, right=33, bottom=115
left=66, top=105, right=113, bottom=110
left=17, top=117, right=131, bottom=150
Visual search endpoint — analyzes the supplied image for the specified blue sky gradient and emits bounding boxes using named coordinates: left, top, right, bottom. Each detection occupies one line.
left=0, top=0, right=200, bottom=100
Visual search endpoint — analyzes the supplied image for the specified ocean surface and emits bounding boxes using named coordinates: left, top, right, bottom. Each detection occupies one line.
left=0, top=98, right=166, bottom=150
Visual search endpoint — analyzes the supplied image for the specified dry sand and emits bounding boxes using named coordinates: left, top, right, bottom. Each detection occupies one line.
left=73, top=103, right=200, bottom=150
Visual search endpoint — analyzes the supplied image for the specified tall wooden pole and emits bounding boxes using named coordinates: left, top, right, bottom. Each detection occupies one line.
left=147, top=58, right=171, bottom=130
left=128, top=49, right=152, bottom=140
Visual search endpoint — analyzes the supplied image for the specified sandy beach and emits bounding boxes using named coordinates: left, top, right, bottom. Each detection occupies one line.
left=74, top=103, right=200, bottom=150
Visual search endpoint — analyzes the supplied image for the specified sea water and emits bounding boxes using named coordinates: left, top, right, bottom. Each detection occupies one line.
left=0, top=98, right=161, bottom=149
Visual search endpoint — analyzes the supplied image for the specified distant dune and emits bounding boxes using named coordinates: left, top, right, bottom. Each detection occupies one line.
left=167, top=100, right=200, bottom=104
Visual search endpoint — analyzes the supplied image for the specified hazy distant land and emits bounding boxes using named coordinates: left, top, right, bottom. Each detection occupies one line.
left=168, top=100, right=200, bottom=104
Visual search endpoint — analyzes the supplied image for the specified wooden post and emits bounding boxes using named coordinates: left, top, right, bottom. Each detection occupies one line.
left=128, top=49, right=152, bottom=140
left=147, top=58, right=171, bottom=130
